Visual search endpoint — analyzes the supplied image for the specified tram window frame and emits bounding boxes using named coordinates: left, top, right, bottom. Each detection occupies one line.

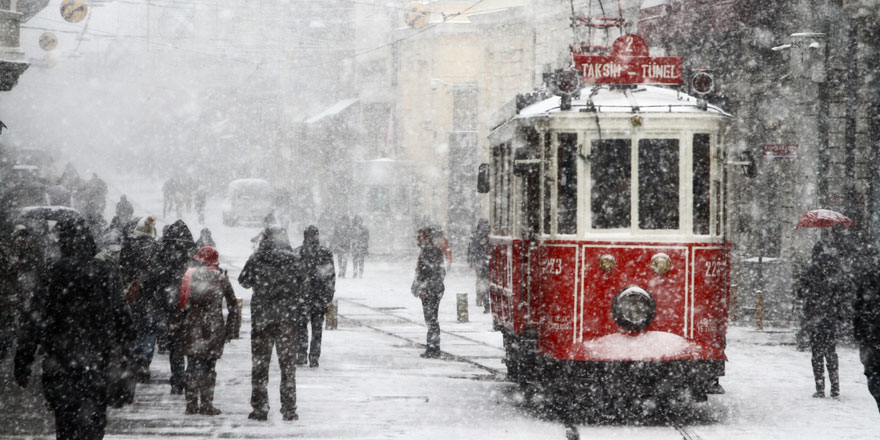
left=542, top=132, right=552, bottom=235
left=638, top=138, right=680, bottom=230
left=693, top=133, right=711, bottom=235
left=557, top=133, right=578, bottom=235
left=591, top=139, right=632, bottom=230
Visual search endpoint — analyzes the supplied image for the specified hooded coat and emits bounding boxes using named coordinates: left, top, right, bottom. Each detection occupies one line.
left=179, top=263, right=237, bottom=358
left=14, top=218, right=137, bottom=409
left=143, top=220, right=197, bottom=336
left=294, top=226, right=336, bottom=312
left=797, top=241, right=845, bottom=338
left=239, top=227, right=302, bottom=328
left=854, top=246, right=880, bottom=348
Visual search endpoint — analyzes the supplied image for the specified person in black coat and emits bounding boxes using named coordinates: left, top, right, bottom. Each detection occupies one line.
left=796, top=240, right=845, bottom=398
left=120, top=216, right=159, bottom=382
left=143, top=219, right=197, bottom=394
left=350, top=216, right=369, bottom=278
left=853, top=244, right=880, bottom=413
left=467, top=218, right=490, bottom=314
left=115, top=195, right=134, bottom=227
left=294, top=226, right=336, bottom=367
left=238, top=226, right=302, bottom=421
left=412, top=226, right=446, bottom=358
left=14, top=217, right=136, bottom=440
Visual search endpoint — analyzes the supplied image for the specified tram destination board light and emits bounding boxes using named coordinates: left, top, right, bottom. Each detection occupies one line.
left=692, top=70, right=715, bottom=95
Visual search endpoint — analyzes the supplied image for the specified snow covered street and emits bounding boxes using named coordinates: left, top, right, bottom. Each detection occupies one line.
left=1, top=176, right=878, bottom=439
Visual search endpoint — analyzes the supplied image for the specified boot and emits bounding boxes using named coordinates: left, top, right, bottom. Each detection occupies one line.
left=830, top=370, right=840, bottom=398
left=185, top=373, right=199, bottom=414
left=198, top=371, right=221, bottom=416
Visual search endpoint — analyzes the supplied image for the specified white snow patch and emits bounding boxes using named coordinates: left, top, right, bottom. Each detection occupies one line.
left=582, top=331, right=699, bottom=360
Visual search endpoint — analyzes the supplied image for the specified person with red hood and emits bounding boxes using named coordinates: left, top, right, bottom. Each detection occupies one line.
left=178, top=246, right=238, bottom=415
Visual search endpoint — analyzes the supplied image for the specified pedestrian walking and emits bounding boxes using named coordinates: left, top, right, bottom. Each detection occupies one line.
left=14, top=217, right=137, bottom=440
left=239, top=226, right=302, bottom=421
left=194, top=185, right=207, bottom=225
left=294, top=226, right=335, bottom=367
left=178, top=246, right=238, bottom=415
left=853, top=244, right=880, bottom=413
left=796, top=240, right=845, bottom=398
left=331, top=215, right=351, bottom=278
left=412, top=226, right=446, bottom=358
left=116, top=195, right=134, bottom=226
left=350, top=216, right=369, bottom=278
left=467, top=218, right=490, bottom=314
left=144, top=219, right=197, bottom=394
left=195, top=227, right=216, bottom=249
left=120, top=216, right=159, bottom=382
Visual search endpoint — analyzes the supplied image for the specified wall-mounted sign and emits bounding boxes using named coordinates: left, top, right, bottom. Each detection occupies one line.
left=762, top=144, right=798, bottom=160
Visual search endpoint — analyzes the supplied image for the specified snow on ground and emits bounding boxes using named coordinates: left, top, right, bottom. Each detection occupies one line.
left=1, top=173, right=879, bottom=439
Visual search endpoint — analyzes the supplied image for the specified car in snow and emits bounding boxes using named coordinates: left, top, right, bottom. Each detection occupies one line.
left=222, top=178, right=276, bottom=227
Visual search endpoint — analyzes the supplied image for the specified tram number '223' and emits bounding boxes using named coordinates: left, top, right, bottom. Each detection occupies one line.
left=542, top=258, right=563, bottom=275
left=704, top=260, right=724, bottom=278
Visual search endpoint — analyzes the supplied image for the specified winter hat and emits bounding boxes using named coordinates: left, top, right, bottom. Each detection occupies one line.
left=303, top=225, right=319, bottom=248
left=194, top=246, right=219, bottom=265
left=134, top=216, right=156, bottom=237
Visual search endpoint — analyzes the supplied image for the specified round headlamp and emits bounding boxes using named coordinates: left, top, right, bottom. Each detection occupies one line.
left=598, top=254, right=616, bottom=272
left=611, top=286, right=656, bottom=332
left=650, top=253, right=672, bottom=275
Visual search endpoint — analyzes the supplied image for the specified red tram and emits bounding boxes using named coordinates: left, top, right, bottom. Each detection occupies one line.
left=479, top=34, right=731, bottom=404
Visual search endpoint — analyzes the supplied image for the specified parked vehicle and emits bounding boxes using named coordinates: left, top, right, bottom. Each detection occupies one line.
left=222, top=179, right=275, bottom=227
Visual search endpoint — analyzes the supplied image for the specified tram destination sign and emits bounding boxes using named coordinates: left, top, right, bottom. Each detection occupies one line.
left=573, top=34, right=683, bottom=85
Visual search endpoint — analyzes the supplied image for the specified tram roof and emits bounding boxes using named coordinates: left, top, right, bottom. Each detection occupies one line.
left=516, top=85, right=731, bottom=119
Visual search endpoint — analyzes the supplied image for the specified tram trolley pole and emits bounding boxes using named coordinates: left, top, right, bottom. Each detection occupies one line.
left=456, top=293, right=469, bottom=323
left=755, top=290, right=764, bottom=331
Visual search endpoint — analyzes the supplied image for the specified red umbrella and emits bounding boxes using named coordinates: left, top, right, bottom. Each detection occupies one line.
left=795, top=209, right=854, bottom=229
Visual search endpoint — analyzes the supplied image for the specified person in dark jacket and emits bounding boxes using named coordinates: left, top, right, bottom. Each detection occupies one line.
left=120, top=216, right=158, bottom=382
left=178, top=246, right=238, bottom=415
left=331, top=215, right=351, bottom=278
left=294, top=226, right=336, bottom=367
left=195, top=227, right=216, bottom=249
left=116, top=195, right=134, bottom=226
left=14, top=217, right=136, bottom=440
left=467, top=218, right=490, bottom=314
left=143, top=219, right=197, bottom=394
left=350, top=216, right=369, bottom=278
left=853, top=244, right=880, bottom=413
left=796, top=240, right=845, bottom=398
left=412, top=226, right=446, bottom=358
left=239, top=226, right=302, bottom=421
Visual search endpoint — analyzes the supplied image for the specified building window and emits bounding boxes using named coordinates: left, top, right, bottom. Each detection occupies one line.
left=591, top=139, right=631, bottom=229
left=638, top=138, right=679, bottom=230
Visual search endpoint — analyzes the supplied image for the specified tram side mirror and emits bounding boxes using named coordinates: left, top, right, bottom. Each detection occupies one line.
left=477, top=163, right=490, bottom=193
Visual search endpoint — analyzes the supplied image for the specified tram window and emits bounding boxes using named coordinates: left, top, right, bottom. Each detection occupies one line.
left=557, top=133, right=578, bottom=234
left=693, top=134, right=711, bottom=235
left=543, top=132, right=552, bottom=234
left=591, top=139, right=631, bottom=229
left=638, top=139, right=680, bottom=230
left=492, top=147, right=501, bottom=233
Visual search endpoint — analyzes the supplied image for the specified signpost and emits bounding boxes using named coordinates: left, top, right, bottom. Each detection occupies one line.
left=573, top=34, right=682, bottom=85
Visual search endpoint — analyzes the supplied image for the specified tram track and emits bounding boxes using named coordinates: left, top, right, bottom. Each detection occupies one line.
left=336, top=298, right=708, bottom=440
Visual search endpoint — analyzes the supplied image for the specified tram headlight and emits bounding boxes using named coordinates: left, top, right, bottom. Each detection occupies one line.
left=611, top=286, right=657, bottom=332
left=650, top=253, right=672, bottom=275
left=598, top=254, right=616, bottom=272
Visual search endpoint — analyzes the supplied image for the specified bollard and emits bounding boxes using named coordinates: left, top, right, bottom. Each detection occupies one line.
left=325, top=299, right=338, bottom=330
left=456, top=293, right=469, bottom=323
left=755, top=290, right=763, bottom=331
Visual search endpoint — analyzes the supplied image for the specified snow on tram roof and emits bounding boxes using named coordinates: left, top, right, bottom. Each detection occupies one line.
left=516, top=84, right=731, bottom=118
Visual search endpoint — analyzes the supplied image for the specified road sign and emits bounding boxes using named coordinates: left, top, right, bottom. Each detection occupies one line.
left=405, top=3, right=429, bottom=29
left=60, top=0, right=88, bottom=23
left=39, top=33, right=58, bottom=51
left=573, top=34, right=682, bottom=85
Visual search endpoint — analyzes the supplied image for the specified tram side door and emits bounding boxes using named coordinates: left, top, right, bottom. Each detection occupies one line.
left=514, top=155, right=541, bottom=325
